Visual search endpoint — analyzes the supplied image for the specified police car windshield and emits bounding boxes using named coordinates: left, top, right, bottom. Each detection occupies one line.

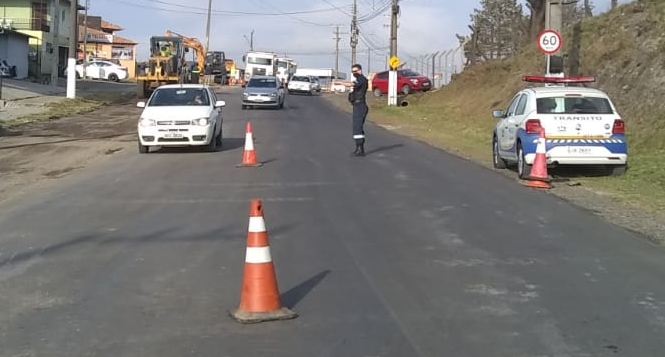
left=536, top=96, right=614, bottom=115
left=247, top=78, right=277, bottom=88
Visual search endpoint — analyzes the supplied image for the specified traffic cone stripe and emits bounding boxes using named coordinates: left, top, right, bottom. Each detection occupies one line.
left=244, top=132, right=254, bottom=150
left=248, top=216, right=266, bottom=232
left=535, top=137, right=546, bottom=154
left=245, top=246, right=272, bottom=263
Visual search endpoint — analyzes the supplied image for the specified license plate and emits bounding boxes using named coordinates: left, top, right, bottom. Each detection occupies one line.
left=251, top=96, right=265, bottom=101
left=567, top=146, right=593, bottom=155
left=165, top=133, right=183, bottom=138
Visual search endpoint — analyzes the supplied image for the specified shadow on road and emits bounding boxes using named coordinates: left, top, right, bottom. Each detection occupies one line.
left=365, top=143, right=404, bottom=156
left=0, top=132, right=135, bottom=150
left=280, top=269, right=331, bottom=309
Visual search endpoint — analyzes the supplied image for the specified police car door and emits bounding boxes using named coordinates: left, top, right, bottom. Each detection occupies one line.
left=506, top=93, right=530, bottom=147
left=499, top=93, right=522, bottom=151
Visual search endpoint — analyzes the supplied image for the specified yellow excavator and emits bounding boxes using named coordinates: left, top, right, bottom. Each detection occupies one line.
left=135, top=30, right=206, bottom=99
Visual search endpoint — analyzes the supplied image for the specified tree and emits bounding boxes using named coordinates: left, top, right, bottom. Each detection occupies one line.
left=526, top=0, right=546, bottom=39
left=563, top=0, right=593, bottom=27
left=460, top=0, right=527, bottom=60
left=611, top=0, right=618, bottom=9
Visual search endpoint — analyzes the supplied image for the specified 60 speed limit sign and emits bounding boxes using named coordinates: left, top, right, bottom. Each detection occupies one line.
left=537, top=29, right=562, bottom=54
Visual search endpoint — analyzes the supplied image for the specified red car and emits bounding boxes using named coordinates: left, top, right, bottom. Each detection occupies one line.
left=371, top=68, right=432, bottom=96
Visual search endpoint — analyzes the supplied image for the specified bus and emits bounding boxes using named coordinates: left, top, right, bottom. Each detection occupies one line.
left=242, top=51, right=277, bottom=81
left=276, top=58, right=297, bottom=84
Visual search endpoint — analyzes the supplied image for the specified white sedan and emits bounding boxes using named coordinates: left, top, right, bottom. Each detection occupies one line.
left=137, top=84, right=226, bottom=153
left=68, top=60, right=128, bottom=82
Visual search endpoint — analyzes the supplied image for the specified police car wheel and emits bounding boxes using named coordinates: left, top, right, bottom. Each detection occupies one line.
left=492, top=137, right=506, bottom=169
left=517, top=144, right=532, bottom=180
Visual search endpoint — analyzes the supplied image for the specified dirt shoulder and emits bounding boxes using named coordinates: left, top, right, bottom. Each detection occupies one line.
left=322, top=92, right=665, bottom=245
left=0, top=102, right=140, bottom=206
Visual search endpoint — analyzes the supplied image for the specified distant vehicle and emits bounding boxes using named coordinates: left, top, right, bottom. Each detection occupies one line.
left=204, top=51, right=227, bottom=84
left=309, top=76, right=321, bottom=92
left=276, top=57, right=297, bottom=84
left=287, top=75, right=315, bottom=95
left=242, top=75, right=285, bottom=110
left=136, top=84, right=226, bottom=153
left=0, top=58, right=17, bottom=78
left=371, top=68, right=432, bottom=96
left=243, top=51, right=277, bottom=81
left=492, top=75, right=627, bottom=179
left=67, top=60, right=128, bottom=82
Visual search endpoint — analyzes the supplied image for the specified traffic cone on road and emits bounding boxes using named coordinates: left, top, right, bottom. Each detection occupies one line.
left=229, top=199, right=298, bottom=324
left=235, top=122, right=263, bottom=167
left=524, top=128, right=552, bottom=189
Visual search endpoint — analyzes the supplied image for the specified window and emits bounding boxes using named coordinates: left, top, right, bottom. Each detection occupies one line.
left=505, top=93, right=522, bottom=116
left=291, top=76, right=310, bottom=82
left=515, top=94, right=528, bottom=115
left=536, top=96, right=614, bottom=114
left=376, top=72, right=389, bottom=79
left=248, top=56, right=272, bottom=65
left=31, top=2, right=48, bottom=32
left=248, top=77, right=278, bottom=88
left=398, top=69, right=420, bottom=77
left=148, top=88, right=211, bottom=106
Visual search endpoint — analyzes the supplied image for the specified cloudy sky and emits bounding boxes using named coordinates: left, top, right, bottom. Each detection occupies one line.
left=89, top=0, right=631, bottom=72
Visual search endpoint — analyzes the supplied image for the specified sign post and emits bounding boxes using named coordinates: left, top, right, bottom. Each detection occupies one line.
left=387, top=55, right=400, bottom=106
left=537, top=29, right=562, bottom=76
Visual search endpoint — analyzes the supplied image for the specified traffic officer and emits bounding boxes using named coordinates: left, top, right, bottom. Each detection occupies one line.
left=349, top=63, right=368, bottom=157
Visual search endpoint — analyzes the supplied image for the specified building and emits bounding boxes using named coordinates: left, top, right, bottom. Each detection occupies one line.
left=0, top=27, right=32, bottom=79
left=77, top=14, right=137, bottom=78
left=1, top=0, right=84, bottom=78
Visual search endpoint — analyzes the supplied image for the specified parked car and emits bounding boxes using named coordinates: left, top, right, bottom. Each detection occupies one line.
left=136, top=84, right=226, bottom=153
left=0, top=59, right=17, bottom=78
left=287, top=75, right=315, bottom=95
left=67, top=60, right=128, bottom=82
left=309, top=76, right=321, bottom=92
left=241, top=75, right=285, bottom=109
left=371, top=68, right=432, bottom=96
left=492, top=75, right=627, bottom=179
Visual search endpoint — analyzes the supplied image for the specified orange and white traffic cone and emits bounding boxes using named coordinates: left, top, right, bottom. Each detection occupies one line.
left=524, top=128, right=552, bottom=189
left=229, top=199, right=298, bottom=324
left=235, top=122, right=263, bottom=167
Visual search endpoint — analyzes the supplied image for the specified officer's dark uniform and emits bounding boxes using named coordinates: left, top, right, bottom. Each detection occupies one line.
left=349, top=70, right=369, bottom=156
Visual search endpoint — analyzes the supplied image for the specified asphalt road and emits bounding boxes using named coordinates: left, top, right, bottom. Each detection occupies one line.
left=1, top=87, right=664, bottom=357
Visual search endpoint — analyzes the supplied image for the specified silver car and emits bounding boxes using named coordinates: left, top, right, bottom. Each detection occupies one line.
left=242, top=75, right=286, bottom=109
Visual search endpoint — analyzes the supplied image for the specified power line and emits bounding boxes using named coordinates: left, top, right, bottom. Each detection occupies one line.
left=106, top=0, right=341, bottom=16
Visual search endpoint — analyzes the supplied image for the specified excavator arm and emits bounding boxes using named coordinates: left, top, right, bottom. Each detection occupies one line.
left=165, top=30, right=206, bottom=71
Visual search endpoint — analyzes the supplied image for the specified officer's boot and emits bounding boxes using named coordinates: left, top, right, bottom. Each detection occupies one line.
left=351, top=141, right=365, bottom=157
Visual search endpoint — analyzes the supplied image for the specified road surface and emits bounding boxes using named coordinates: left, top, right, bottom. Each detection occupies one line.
left=0, top=87, right=664, bottom=357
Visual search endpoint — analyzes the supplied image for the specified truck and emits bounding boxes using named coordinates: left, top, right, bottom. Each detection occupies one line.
left=242, top=51, right=277, bottom=81
left=204, top=51, right=227, bottom=84
left=275, top=58, right=297, bottom=84
left=136, top=30, right=206, bottom=99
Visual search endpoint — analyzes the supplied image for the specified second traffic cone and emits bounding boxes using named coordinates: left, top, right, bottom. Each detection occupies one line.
left=524, top=128, right=552, bottom=189
left=229, top=199, right=297, bottom=324
left=235, top=122, right=263, bottom=167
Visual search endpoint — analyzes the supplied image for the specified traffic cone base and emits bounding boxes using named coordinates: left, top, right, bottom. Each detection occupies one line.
left=229, top=199, right=297, bottom=324
left=229, top=307, right=297, bottom=324
left=523, top=179, right=551, bottom=189
left=236, top=122, right=263, bottom=168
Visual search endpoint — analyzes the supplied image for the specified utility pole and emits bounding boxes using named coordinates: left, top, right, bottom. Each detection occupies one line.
left=50, top=0, right=59, bottom=88
left=367, top=48, right=370, bottom=72
left=82, top=0, right=88, bottom=80
left=333, top=25, right=347, bottom=79
left=544, top=0, right=563, bottom=74
left=387, top=0, right=399, bottom=106
left=204, top=0, right=212, bottom=52
left=350, top=0, right=358, bottom=65
left=66, top=0, right=77, bottom=98
left=250, top=30, right=254, bottom=51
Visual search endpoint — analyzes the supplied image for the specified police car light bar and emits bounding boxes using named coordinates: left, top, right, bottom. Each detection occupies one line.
left=522, top=75, right=596, bottom=84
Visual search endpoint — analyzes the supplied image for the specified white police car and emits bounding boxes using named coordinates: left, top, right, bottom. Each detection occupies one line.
left=491, top=75, right=627, bottom=179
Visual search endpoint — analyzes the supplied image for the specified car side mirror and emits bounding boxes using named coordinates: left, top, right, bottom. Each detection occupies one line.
left=215, top=100, right=226, bottom=108
left=492, top=109, right=504, bottom=119
left=137, top=101, right=146, bottom=108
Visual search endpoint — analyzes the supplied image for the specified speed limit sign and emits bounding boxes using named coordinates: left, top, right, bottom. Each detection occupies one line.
left=537, top=29, right=562, bottom=54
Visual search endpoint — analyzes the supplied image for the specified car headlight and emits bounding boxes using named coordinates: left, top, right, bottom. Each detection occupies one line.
left=243, top=92, right=249, bottom=96
left=139, top=118, right=155, bottom=127
left=192, top=118, right=209, bottom=126
left=270, top=92, right=277, bottom=96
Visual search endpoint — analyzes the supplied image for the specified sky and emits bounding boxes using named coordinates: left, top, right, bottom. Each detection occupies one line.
left=88, top=0, right=633, bottom=73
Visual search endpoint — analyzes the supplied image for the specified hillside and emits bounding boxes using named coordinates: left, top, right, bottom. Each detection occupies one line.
left=365, top=0, right=665, bottom=213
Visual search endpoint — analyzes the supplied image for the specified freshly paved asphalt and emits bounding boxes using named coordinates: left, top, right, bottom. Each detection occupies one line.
left=1, top=86, right=664, bottom=357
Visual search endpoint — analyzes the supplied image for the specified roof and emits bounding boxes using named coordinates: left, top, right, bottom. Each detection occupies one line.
left=78, top=25, right=136, bottom=45
left=527, top=86, right=609, bottom=97
left=1, top=29, right=37, bottom=39
left=249, top=75, right=278, bottom=79
left=101, top=20, right=123, bottom=31
left=156, top=84, right=211, bottom=89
